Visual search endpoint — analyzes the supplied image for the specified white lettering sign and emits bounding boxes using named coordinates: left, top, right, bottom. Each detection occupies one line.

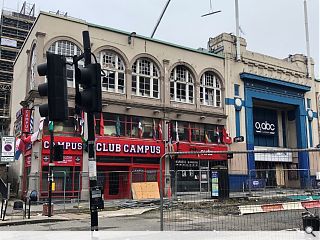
left=43, top=141, right=82, bottom=150
left=1, top=38, right=17, bottom=47
left=254, top=121, right=276, bottom=135
left=96, top=143, right=161, bottom=155
left=43, top=141, right=161, bottom=155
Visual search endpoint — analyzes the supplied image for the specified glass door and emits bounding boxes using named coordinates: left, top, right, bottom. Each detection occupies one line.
left=200, top=160, right=209, bottom=193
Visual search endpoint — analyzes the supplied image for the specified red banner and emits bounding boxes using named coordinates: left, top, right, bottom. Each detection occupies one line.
left=96, top=137, right=164, bottom=158
left=173, top=142, right=228, bottom=160
left=22, top=109, right=32, bottom=133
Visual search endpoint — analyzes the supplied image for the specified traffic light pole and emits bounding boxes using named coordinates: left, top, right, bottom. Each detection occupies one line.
left=82, top=31, right=99, bottom=231
left=87, top=113, right=98, bottom=231
left=48, top=124, right=54, bottom=217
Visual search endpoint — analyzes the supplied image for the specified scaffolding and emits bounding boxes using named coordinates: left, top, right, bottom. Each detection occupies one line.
left=0, top=1, right=35, bottom=136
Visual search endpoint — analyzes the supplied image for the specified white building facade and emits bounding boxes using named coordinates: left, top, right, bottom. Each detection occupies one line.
left=9, top=12, right=319, bottom=199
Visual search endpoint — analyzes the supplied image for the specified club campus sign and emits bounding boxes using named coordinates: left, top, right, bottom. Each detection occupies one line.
left=96, top=143, right=161, bottom=155
left=42, top=136, right=164, bottom=157
left=254, top=120, right=276, bottom=135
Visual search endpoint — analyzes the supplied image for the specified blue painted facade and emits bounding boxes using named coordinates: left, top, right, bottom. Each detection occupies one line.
left=242, top=73, right=311, bottom=187
left=226, top=73, right=315, bottom=190
left=229, top=175, right=248, bottom=192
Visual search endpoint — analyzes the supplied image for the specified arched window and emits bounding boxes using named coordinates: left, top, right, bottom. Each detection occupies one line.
left=200, top=71, right=222, bottom=107
left=29, top=45, right=37, bottom=90
left=132, top=58, right=160, bottom=99
left=99, top=50, right=125, bottom=93
left=170, top=65, right=194, bottom=103
left=48, top=40, right=82, bottom=88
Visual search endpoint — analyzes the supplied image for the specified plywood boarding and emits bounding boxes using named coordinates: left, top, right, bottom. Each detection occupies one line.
left=309, top=151, right=320, bottom=175
left=228, top=142, right=248, bottom=175
left=131, top=182, right=160, bottom=200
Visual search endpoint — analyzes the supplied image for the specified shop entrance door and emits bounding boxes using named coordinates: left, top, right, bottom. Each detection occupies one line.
left=104, top=167, right=130, bottom=199
left=256, top=162, right=277, bottom=187
left=200, top=161, right=209, bottom=193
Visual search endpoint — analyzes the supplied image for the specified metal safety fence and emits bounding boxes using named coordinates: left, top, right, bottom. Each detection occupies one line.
left=20, top=148, right=320, bottom=231
left=160, top=148, right=320, bottom=231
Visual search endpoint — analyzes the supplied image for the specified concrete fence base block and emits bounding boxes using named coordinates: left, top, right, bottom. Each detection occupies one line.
left=239, top=200, right=320, bottom=215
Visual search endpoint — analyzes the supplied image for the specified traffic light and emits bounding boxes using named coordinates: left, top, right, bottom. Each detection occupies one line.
left=37, top=52, right=68, bottom=121
left=54, top=144, right=64, bottom=161
left=75, top=63, right=102, bottom=113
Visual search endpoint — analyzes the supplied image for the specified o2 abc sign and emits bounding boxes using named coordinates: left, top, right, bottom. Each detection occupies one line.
left=254, top=121, right=276, bottom=135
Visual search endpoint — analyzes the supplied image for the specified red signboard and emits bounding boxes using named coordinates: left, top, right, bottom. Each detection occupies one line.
left=22, top=109, right=32, bottom=133
left=96, top=137, right=164, bottom=158
left=42, top=136, right=164, bottom=165
left=42, top=155, right=82, bottom=166
left=42, top=136, right=83, bottom=156
left=42, top=136, right=83, bottom=166
left=173, top=142, right=228, bottom=160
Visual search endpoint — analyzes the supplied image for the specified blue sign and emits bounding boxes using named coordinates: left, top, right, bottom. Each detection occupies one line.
left=211, top=171, right=219, bottom=197
left=248, top=179, right=266, bottom=190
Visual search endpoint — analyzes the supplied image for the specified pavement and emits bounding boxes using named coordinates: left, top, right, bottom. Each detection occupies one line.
left=0, top=199, right=159, bottom=226
left=1, top=188, right=319, bottom=226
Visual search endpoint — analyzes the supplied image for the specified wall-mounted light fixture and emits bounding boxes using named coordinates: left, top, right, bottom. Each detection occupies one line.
left=128, top=32, right=136, bottom=45
left=153, top=110, right=160, bottom=114
left=200, top=116, right=206, bottom=119
left=126, top=106, right=131, bottom=111
left=217, top=118, right=222, bottom=122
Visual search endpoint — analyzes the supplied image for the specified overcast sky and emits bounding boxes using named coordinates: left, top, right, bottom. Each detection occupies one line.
left=3, top=0, right=320, bottom=78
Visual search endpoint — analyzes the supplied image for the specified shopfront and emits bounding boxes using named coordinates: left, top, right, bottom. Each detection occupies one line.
left=172, top=142, right=228, bottom=193
left=40, top=136, right=83, bottom=199
left=96, top=137, right=164, bottom=199
left=241, top=72, right=311, bottom=188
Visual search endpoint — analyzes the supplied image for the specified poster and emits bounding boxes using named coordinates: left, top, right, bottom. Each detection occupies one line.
left=211, top=171, right=219, bottom=197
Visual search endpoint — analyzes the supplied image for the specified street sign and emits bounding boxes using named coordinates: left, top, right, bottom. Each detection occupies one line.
left=1, top=136, right=15, bottom=162
left=90, top=186, right=104, bottom=210
left=233, top=136, right=244, bottom=143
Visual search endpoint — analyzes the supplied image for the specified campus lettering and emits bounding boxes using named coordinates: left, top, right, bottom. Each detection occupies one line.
left=43, top=141, right=83, bottom=150
left=43, top=138, right=163, bottom=156
left=96, top=143, right=161, bottom=155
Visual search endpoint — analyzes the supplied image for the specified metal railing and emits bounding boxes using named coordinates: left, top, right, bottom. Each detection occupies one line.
left=19, top=147, right=320, bottom=231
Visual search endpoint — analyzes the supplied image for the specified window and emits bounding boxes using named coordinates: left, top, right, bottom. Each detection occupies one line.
left=170, top=65, right=194, bottom=103
left=171, top=121, right=189, bottom=141
left=234, top=84, right=240, bottom=96
left=132, top=168, right=158, bottom=182
left=132, top=58, right=160, bottom=98
left=307, top=98, right=311, bottom=109
left=48, top=40, right=82, bottom=88
left=43, top=108, right=77, bottom=136
left=97, top=113, right=161, bottom=139
left=200, top=71, right=222, bottom=107
left=171, top=121, right=222, bottom=144
left=29, top=45, right=37, bottom=90
left=99, top=51, right=125, bottom=93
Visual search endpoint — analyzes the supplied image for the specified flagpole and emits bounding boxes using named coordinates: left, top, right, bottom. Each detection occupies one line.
left=235, top=0, right=241, bottom=61
left=303, top=0, right=311, bottom=78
